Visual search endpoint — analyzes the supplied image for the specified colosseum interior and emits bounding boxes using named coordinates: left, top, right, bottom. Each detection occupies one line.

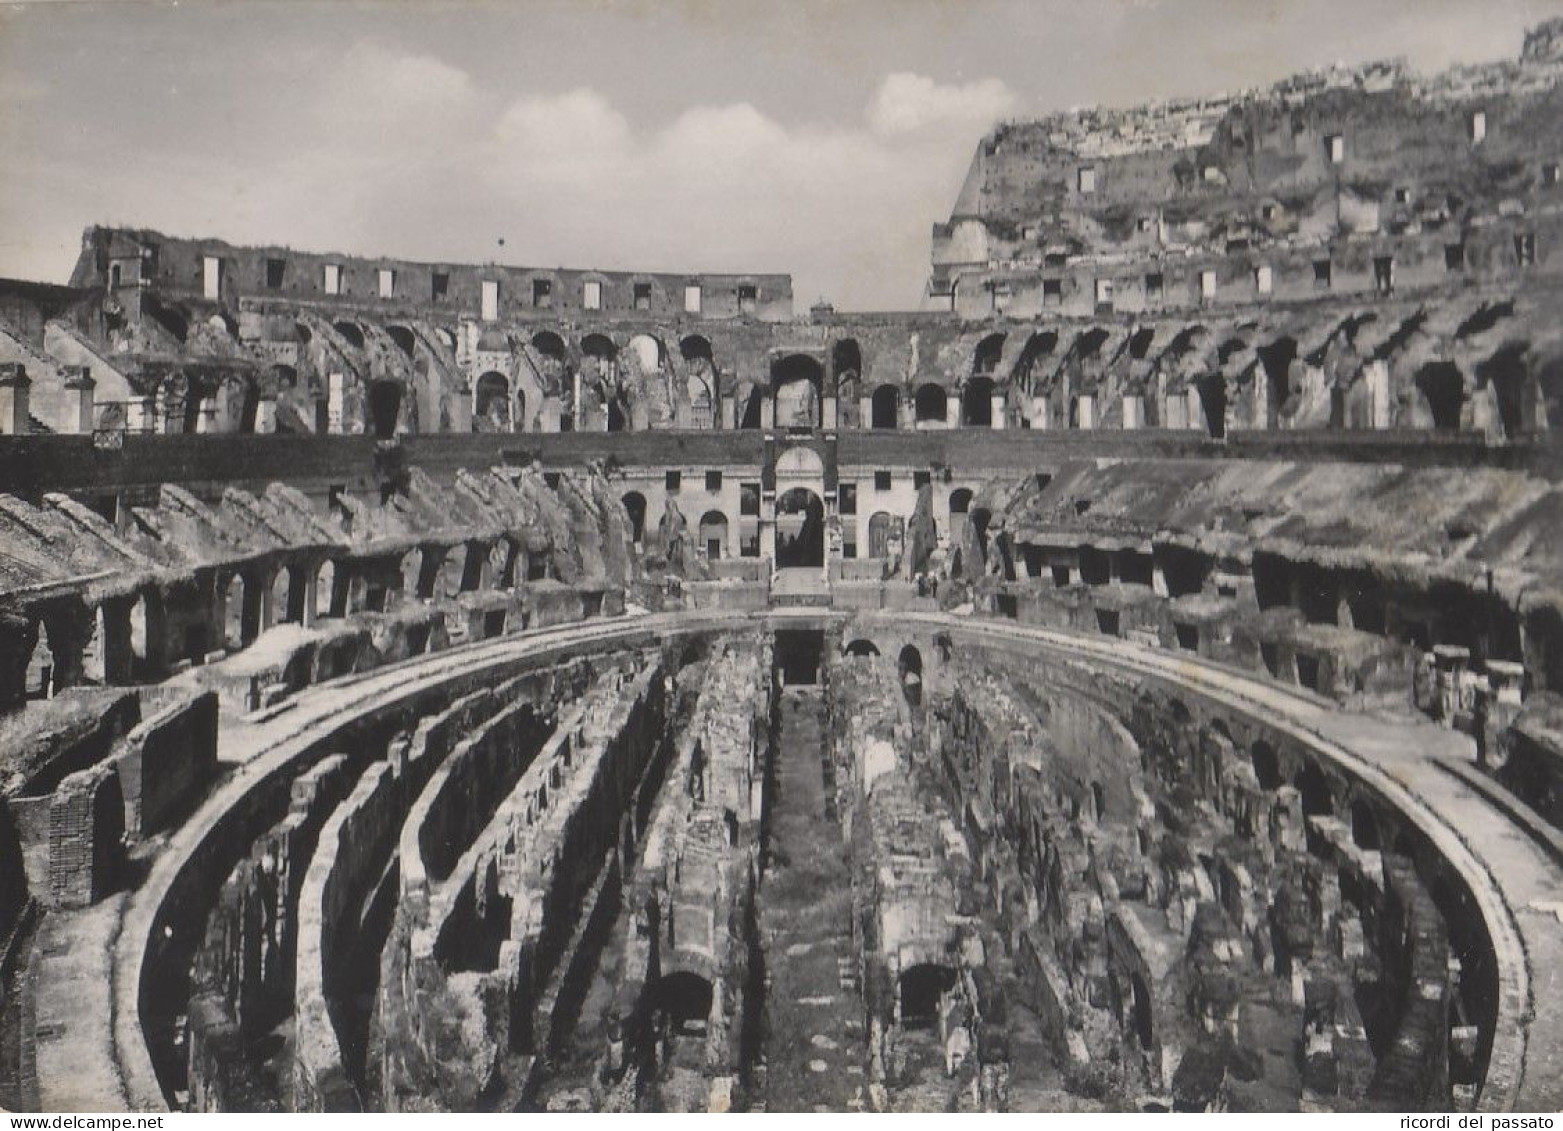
left=1, top=13, right=1562, bottom=1116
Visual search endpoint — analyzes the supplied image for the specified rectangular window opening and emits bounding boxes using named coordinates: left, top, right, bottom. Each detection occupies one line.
left=266, top=258, right=286, bottom=289
left=583, top=280, right=602, bottom=310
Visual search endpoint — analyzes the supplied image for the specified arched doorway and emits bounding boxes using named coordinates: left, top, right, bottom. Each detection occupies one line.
left=387, top=325, right=416, bottom=358
left=963, top=376, right=996, bottom=427
left=775, top=487, right=824, bottom=569
left=1195, top=374, right=1227, bottom=439
left=655, top=971, right=714, bottom=1036
left=871, top=384, right=899, bottom=429
left=368, top=380, right=403, bottom=439
left=1251, top=741, right=1282, bottom=791
left=867, top=512, right=902, bottom=560
left=680, top=335, right=716, bottom=429
left=1350, top=799, right=1380, bottom=851
left=1130, top=972, right=1154, bottom=1050
left=898, top=644, right=923, bottom=706
left=699, top=510, right=729, bottom=560
left=844, top=639, right=880, bottom=657
left=1295, top=761, right=1333, bottom=817
left=899, top=963, right=955, bottom=1029
left=772, top=355, right=824, bottom=430
left=622, top=492, right=647, bottom=544
left=473, top=372, right=511, bottom=432
left=914, top=383, right=948, bottom=426
left=1416, top=362, right=1464, bottom=431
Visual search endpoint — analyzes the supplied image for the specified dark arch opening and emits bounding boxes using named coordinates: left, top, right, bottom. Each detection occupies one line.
left=1477, top=342, right=1531, bottom=440
left=900, top=963, right=956, bottom=1029
left=772, top=354, right=824, bottom=430
left=949, top=488, right=973, bottom=516
left=973, top=332, right=1005, bottom=377
left=775, top=487, right=825, bottom=569
left=844, top=639, right=880, bottom=657
left=1251, top=741, right=1282, bottom=791
left=1195, top=374, right=1227, bottom=439
left=1257, top=337, right=1298, bottom=427
left=914, top=383, right=948, bottom=424
left=387, top=325, right=416, bottom=358
left=871, top=384, right=900, bottom=429
left=1350, top=799, right=1380, bottom=852
left=655, top=971, right=714, bottom=1036
left=1295, top=761, right=1333, bottom=818
left=1130, top=973, right=1154, bottom=1049
left=531, top=330, right=566, bottom=362
left=1415, top=362, right=1465, bottom=431
left=963, top=375, right=996, bottom=427
left=739, top=386, right=765, bottom=430
left=473, top=372, right=511, bottom=432
left=368, top=380, right=402, bottom=439
left=833, top=338, right=862, bottom=394
left=622, top=492, right=647, bottom=543
left=898, top=644, right=923, bottom=706
left=1013, top=331, right=1058, bottom=392
left=680, top=334, right=713, bottom=364
left=333, top=321, right=365, bottom=349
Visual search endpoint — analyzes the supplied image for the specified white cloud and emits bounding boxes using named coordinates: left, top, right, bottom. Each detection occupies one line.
left=866, top=72, right=1015, bottom=137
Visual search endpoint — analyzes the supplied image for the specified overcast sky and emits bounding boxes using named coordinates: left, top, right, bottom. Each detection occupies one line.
left=2, top=0, right=1561, bottom=309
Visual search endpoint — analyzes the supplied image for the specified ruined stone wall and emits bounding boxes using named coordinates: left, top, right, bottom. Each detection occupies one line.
left=113, top=690, right=218, bottom=841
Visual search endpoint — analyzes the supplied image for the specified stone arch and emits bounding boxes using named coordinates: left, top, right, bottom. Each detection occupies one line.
left=1130, top=972, right=1154, bottom=1049
left=1476, top=342, right=1533, bottom=440
left=899, top=963, right=955, bottom=1029
left=867, top=511, right=903, bottom=561
left=332, top=320, right=365, bottom=350
left=1251, top=740, right=1282, bottom=791
left=963, top=375, right=996, bottom=427
left=531, top=330, right=567, bottom=368
left=1350, top=797, right=1380, bottom=851
left=1294, top=760, right=1333, bottom=817
left=1195, top=373, right=1227, bottom=439
left=844, top=638, right=880, bottom=657
left=680, top=335, right=717, bottom=427
left=622, top=491, right=647, bottom=543
left=775, top=443, right=825, bottom=480
left=775, top=487, right=825, bottom=569
left=870, top=384, right=900, bottom=429
left=473, top=372, right=512, bottom=432
left=898, top=643, right=923, bottom=706
left=1012, top=330, right=1058, bottom=393
left=914, top=383, right=948, bottom=425
left=832, top=338, right=862, bottom=400
left=973, top=332, right=1006, bottom=377
left=654, top=971, right=714, bottom=1035
left=368, top=379, right=403, bottom=439
left=698, top=510, right=729, bottom=560
left=1258, top=336, right=1298, bottom=427
left=386, top=325, right=417, bottom=358
left=949, top=487, right=973, bottom=517
left=1415, top=361, right=1465, bottom=431
left=772, top=354, right=824, bottom=430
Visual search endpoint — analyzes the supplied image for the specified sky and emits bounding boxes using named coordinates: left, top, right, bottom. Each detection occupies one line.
left=2, top=0, right=1562, bottom=309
